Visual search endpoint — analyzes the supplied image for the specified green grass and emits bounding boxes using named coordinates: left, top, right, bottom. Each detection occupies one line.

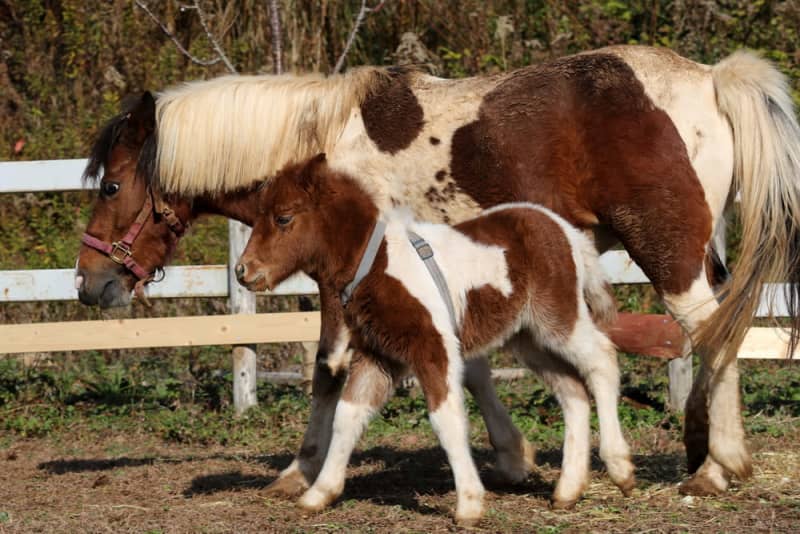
left=1, top=351, right=797, bottom=449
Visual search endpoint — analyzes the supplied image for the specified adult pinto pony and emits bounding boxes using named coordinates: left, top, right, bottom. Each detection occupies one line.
left=75, top=46, right=800, bottom=499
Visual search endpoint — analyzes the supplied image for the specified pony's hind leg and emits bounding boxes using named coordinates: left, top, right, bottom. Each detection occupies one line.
left=298, top=352, right=396, bottom=511
left=463, top=357, right=536, bottom=484
left=506, top=334, right=592, bottom=508
left=662, top=274, right=748, bottom=495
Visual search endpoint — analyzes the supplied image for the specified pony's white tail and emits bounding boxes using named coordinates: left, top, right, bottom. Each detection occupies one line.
left=577, top=235, right=617, bottom=329
left=698, top=51, right=800, bottom=365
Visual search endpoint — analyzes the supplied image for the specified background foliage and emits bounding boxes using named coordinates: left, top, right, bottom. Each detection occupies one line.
left=1, top=1, right=799, bottom=412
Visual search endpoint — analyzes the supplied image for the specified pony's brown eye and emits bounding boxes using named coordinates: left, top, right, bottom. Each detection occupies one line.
left=101, top=181, right=120, bottom=197
left=275, top=214, right=293, bottom=226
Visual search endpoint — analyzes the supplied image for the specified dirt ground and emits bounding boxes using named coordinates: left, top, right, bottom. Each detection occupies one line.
left=1, top=422, right=798, bottom=534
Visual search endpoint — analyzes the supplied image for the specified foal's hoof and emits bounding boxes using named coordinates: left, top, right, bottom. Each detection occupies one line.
left=264, top=470, right=310, bottom=499
left=455, top=515, right=483, bottom=528
left=616, top=475, right=636, bottom=497
left=298, top=486, right=337, bottom=512
left=678, top=473, right=725, bottom=497
left=550, top=497, right=578, bottom=510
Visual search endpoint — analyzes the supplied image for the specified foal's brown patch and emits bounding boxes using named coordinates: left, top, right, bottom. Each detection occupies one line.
left=345, top=246, right=450, bottom=411
left=449, top=53, right=711, bottom=296
left=455, top=208, right=578, bottom=351
left=361, top=71, right=425, bottom=154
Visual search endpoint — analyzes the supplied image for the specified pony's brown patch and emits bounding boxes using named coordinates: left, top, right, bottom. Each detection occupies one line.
left=361, top=71, right=425, bottom=154
left=449, top=53, right=711, bottom=295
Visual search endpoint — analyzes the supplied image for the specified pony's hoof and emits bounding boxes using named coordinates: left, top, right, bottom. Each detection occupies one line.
left=264, top=470, right=310, bottom=498
left=298, top=486, right=336, bottom=512
left=678, top=473, right=725, bottom=497
left=495, top=438, right=536, bottom=484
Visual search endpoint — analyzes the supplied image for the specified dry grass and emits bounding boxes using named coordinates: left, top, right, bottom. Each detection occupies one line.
left=1, top=415, right=797, bottom=533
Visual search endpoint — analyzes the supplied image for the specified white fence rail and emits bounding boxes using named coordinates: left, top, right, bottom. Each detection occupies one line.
left=1, top=159, right=795, bottom=412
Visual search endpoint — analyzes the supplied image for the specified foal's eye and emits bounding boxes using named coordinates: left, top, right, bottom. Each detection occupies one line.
left=275, top=214, right=293, bottom=227
left=101, top=181, right=120, bottom=197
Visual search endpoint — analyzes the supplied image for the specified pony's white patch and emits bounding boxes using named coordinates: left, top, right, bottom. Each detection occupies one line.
left=156, top=68, right=383, bottom=195
left=324, top=324, right=352, bottom=376
left=328, top=75, right=495, bottom=224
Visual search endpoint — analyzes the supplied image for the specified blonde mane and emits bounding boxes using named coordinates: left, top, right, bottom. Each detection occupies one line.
left=155, top=67, right=386, bottom=195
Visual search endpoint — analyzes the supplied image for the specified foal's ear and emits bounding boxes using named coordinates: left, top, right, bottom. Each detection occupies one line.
left=297, top=153, right=328, bottom=194
left=122, top=91, right=156, bottom=145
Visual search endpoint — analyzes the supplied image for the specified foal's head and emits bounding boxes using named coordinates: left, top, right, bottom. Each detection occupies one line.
left=236, top=154, right=377, bottom=292
left=76, top=92, right=188, bottom=307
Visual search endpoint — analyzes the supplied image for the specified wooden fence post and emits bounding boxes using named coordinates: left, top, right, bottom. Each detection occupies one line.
left=229, top=220, right=258, bottom=414
left=668, top=339, right=693, bottom=412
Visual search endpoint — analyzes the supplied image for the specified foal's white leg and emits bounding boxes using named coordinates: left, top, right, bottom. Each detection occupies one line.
left=507, top=335, right=592, bottom=507
left=426, top=362, right=485, bottom=526
left=566, top=326, right=635, bottom=494
left=298, top=399, right=376, bottom=510
left=463, top=357, right=535, bottom=483
left=549, top=321, right=635, bottom=496
left=663, top=274, right=749, bottom=494
left=298, top=355, right=394, bottom=510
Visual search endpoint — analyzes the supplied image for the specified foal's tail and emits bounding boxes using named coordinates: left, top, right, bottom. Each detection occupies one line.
left=575, top=233, right=617, bottom=329
left=698, top=50, right=800, bottom=366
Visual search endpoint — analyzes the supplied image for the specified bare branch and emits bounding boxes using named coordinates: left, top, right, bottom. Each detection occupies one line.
left=268, top=0, right=283, bottom=74
left=134, top=0, right=236, bottom=74
left=134, top=0, right=221, bottom=67
left=192, top=0, right=237, bottom=74
left=333, top=0, right=387, bottom=74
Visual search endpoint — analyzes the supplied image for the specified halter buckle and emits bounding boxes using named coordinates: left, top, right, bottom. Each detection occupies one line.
left=109, top=241, right=132, bottom=264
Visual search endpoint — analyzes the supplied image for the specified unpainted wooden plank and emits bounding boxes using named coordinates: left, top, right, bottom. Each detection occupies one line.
left=0, top=312, right=321, bottom=354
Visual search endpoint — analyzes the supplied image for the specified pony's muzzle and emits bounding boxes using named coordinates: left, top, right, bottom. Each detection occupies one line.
left=76, top=268, right=132, bottom=308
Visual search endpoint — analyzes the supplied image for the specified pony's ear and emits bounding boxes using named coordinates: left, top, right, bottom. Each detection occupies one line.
left=122, top=91, right=156, bottom=145
left=297, top=153, right=327, bottom=194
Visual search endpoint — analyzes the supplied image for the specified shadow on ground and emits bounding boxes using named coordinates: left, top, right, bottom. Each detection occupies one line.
left=36, top=442, right=687, bottom=516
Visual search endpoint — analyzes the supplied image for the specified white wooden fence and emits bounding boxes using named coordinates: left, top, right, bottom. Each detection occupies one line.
left=0, top=159, right=795, bottom=413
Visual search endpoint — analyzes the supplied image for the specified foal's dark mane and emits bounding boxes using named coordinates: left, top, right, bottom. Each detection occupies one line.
left=82, top=96, right=159, bottom=189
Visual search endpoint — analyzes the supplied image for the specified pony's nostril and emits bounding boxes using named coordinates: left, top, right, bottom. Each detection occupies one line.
left=235, top=263, right=246, bottom=281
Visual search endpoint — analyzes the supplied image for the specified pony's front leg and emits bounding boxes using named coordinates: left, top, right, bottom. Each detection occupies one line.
left=463, top=357, right=535, bottom=484
left=298, top=352, right=395, bottom=511
left=266, top=284, right=351, bottom=498
left=264, top=357, right=345, bottom=497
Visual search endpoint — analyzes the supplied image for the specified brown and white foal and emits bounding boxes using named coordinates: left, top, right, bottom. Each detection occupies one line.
left=237, top=155, right=634, bottom=524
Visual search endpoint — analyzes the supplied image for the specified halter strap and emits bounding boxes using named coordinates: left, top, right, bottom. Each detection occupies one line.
left=341, top=220, right=387, bottom=306
left=407, top=230, right=458, bottom=331
left=81, top=189, right=185, bottom=283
